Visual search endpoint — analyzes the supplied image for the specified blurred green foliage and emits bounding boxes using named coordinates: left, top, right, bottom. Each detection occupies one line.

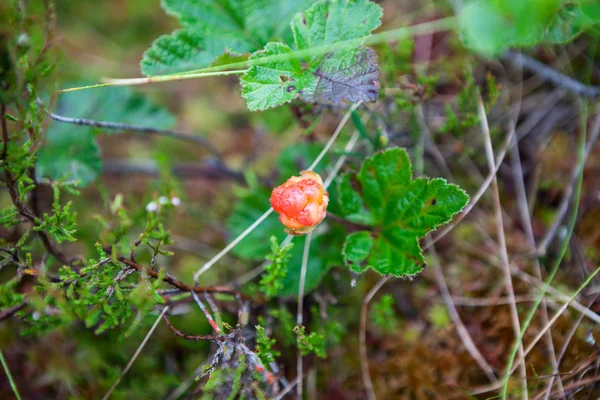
left=37, top=86, right=175, bottom=186
left=460, top=0, right=599, bottom=55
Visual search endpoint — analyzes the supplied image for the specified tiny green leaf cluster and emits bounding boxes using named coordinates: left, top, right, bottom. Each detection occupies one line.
left=340, top=148, right=469, bottom=277
left=33, top=188, right=77, bottom=243
left=259, top=236, right=294, bottom=299
left=371, top=294, right=400, bottom=333
left=255, top=325, right=280, bottom=365
left=293, top=325, right=326, bottom=358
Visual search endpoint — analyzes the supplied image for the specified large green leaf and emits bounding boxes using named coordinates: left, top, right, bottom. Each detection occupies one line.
left=241, top=0, right=382, bottom=111
left=291, top=0, right=383, bottom=62
left=36, top=86, right=175, bottom=186
left=36, top=128, right=102, bottom=186
left=241, top=43, right=309, bottom=111
left=140, top=30, right=221, bottom=77
left=141, top=0, right=316, bottom=76
left=339, top=148, right=469, bottom=277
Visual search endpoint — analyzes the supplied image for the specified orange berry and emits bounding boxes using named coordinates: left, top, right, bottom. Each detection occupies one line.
left=269, top=170, right=329, bottom=235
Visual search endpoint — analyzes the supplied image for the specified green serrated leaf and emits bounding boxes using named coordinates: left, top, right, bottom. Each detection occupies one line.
left=291, top=0, right=383, bottom=61
left=241, top=0, right=382, bottom=111
left=140, top=29, right=220, bottom=76
left=339, top=148, right=469, bottom=277
left=141, top=0, right=316, bottom=76
left=342, top=231, right=373, bottom=273
left=241, top=43, right=309, bottom=111
left=357, top=147, right=412, bottom=221
left=373, top=229, right=424, bottom=276
left=338, top=173, right=367, bottom=218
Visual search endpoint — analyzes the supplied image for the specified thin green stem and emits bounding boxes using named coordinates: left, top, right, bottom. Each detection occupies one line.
left=58, top=70, right=248, bottom=92
left=522, top=264, right=600, bottom=361
left=58, top=17, right=456, bottom=92
left=296, top=230, right=314, bottom=398
left=0, top=350, right=23, bottom=400
left=500, top=101, right=588, bottom=398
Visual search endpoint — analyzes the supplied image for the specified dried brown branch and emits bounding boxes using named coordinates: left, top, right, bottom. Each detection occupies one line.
left=114, top=254, right=252, bottom=301
left=33, top=0, right=56, bottom=68
left=162, top=313, right=223, bottom=342
left=44, top=107, right=244, bottom=181
left=1, top=103, right=71, bottom=267
left=504, top=51, right=600, bottom=98
left=0, top=302, right=27, bottom=322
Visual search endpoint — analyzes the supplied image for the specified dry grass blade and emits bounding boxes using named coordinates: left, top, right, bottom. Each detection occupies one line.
left=463, top=241, right=600, bottom=325
left=476, top=93, right=528, bottom=397
left=500, top=99, right=590, bottom=398
left=428, top=240, right=497, bottom=382
left=102, top=306, right=169, bottom=400
left=425, top=122, right=516, bottom=251
left=510, top=133, right=563, bottom=394
left=537, top=112, right=600, bottom=254
left=273, top=377, right=299, bottom=400
left=360, top=276, right=390, bottom=400
left=508, top=265, right=600, bottom=381
left=540, top=294, right=600, bottom=400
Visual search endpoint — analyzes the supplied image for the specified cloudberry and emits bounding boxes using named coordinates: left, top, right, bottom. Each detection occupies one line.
left=269, top=170, right=329, bottom=235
